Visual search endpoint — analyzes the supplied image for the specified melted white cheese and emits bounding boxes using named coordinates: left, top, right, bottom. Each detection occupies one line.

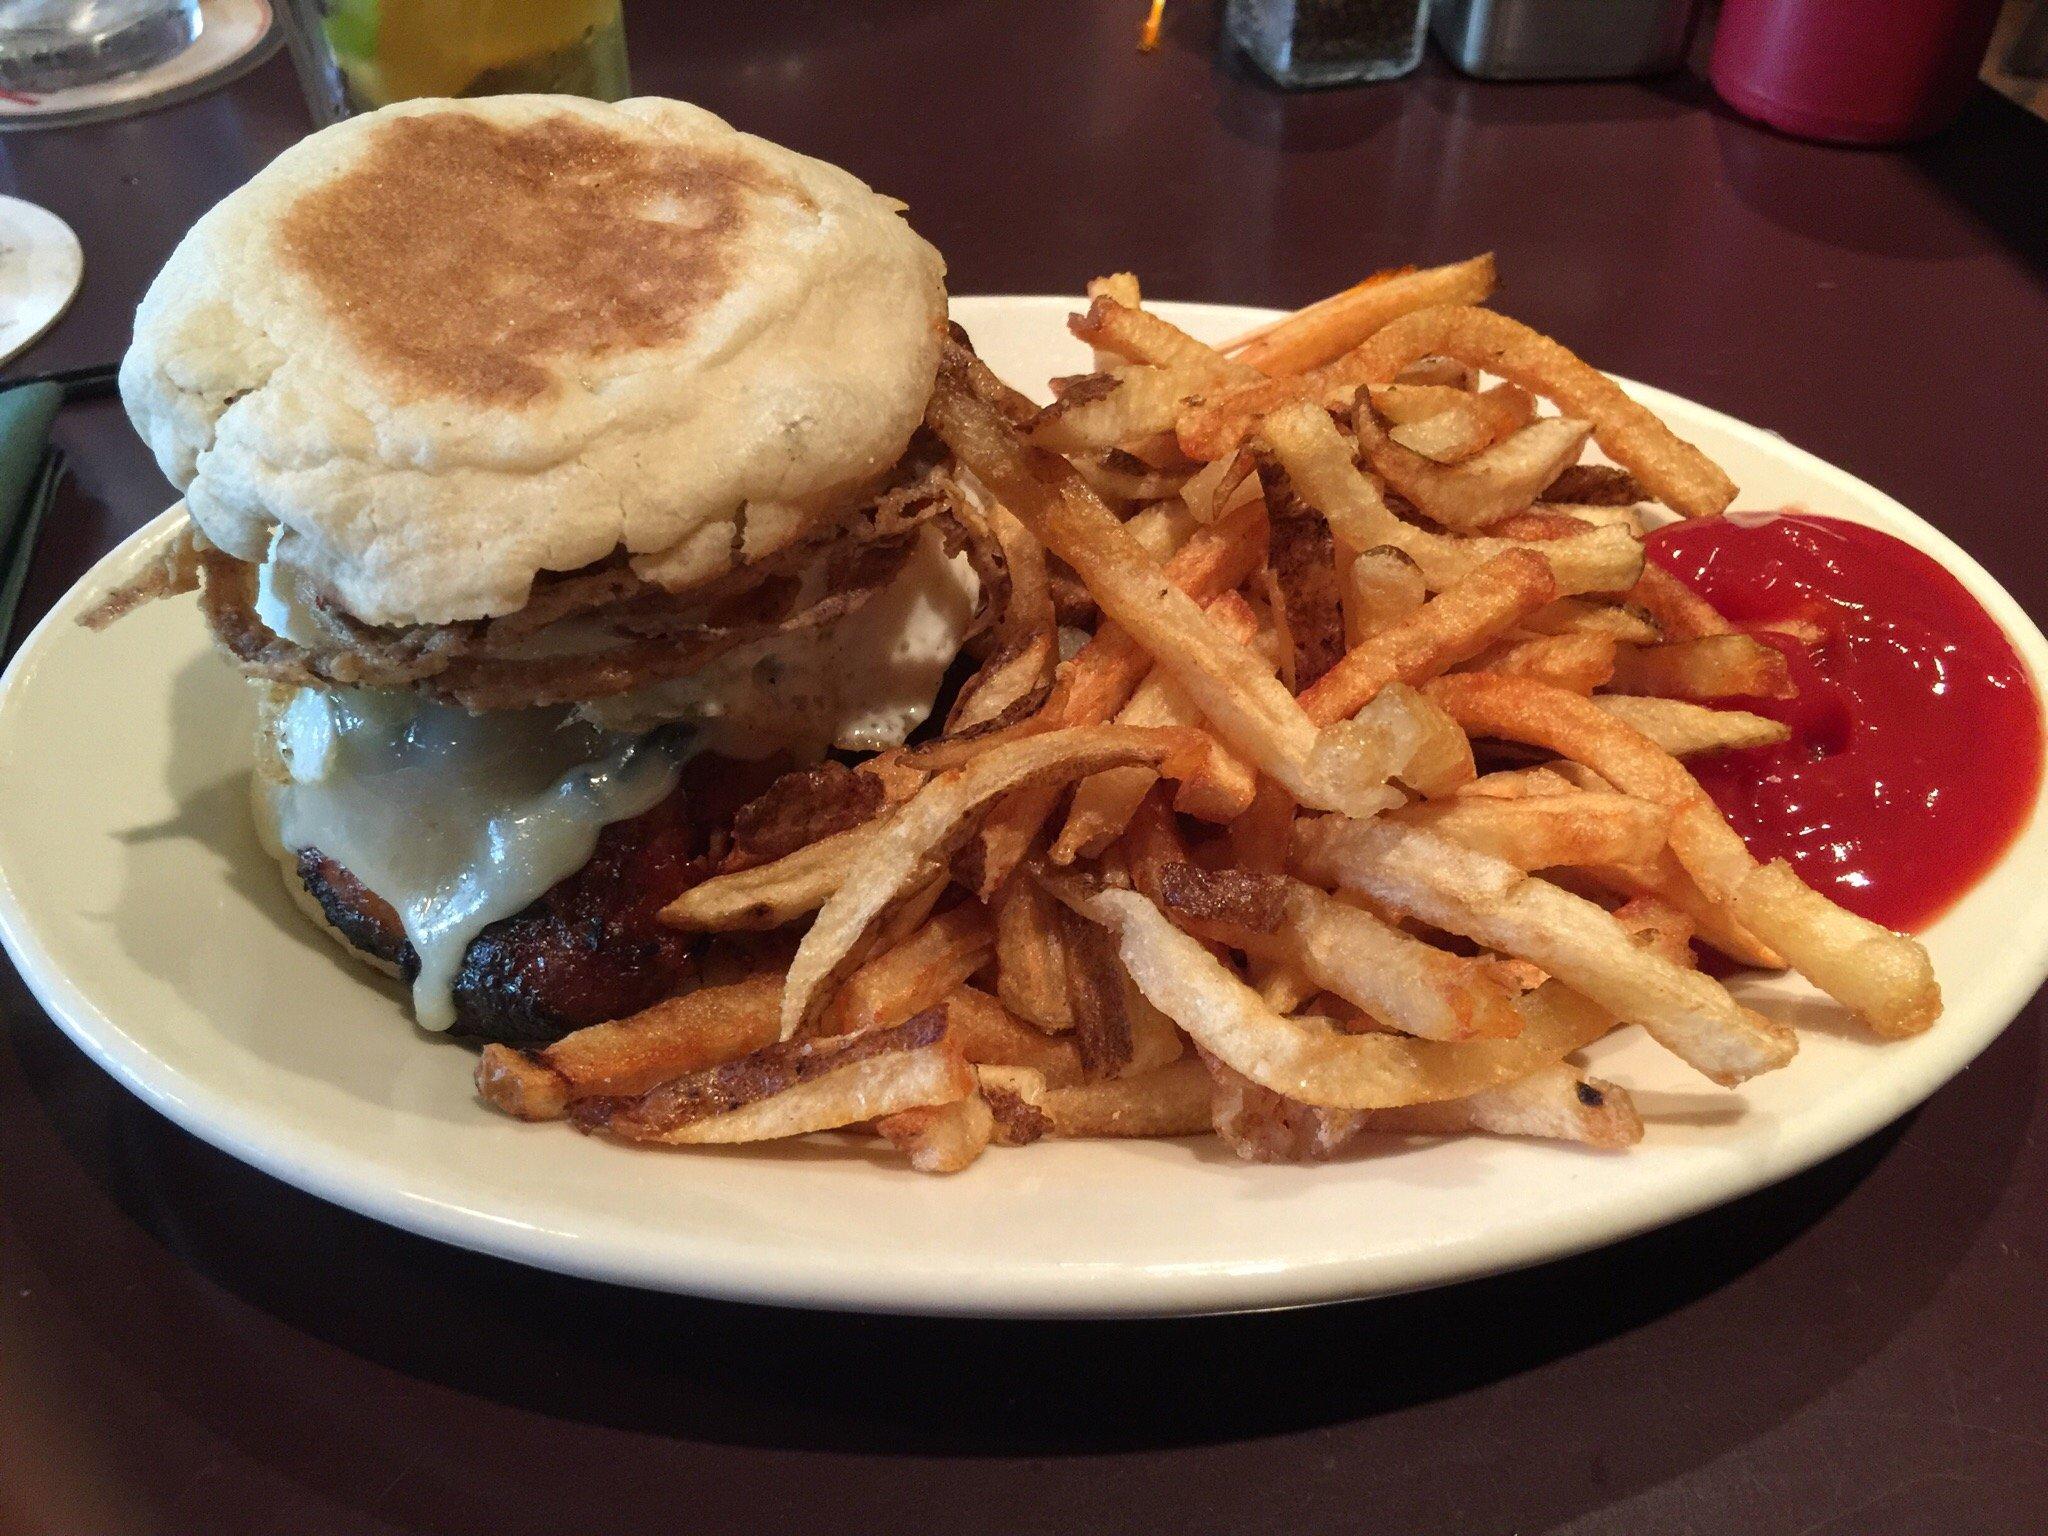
left=274, top=690, right=687, bottom=1031
left=270, top=526, right=980, bottom=1028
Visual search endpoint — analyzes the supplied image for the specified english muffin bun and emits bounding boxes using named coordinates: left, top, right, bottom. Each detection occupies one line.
left=122, top=95, right=947, bottom=628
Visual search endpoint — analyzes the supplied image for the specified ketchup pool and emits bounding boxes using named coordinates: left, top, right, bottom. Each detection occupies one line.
left=1647, top=512, right=2042, bottom=933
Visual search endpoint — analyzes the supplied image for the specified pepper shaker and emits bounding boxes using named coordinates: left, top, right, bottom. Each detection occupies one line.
left=1225, top=0, right=1433, bottom=87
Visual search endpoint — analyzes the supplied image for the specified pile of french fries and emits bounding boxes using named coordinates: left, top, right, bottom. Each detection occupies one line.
left=477, top=255, right=1941, bottom=1171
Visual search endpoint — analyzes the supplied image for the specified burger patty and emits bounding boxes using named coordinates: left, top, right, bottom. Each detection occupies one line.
left=294, top=757, right=787, bottom=1047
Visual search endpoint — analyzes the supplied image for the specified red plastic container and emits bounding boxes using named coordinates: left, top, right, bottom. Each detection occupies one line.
left=1710, top=0, right=2005, bottom=144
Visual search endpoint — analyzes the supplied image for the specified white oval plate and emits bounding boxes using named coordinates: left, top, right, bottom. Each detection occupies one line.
left=3, top=298, right=2045, bottom=1318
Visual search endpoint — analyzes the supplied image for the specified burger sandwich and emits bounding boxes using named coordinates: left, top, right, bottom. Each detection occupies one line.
left=106, top=95, right=1001, bottom=1044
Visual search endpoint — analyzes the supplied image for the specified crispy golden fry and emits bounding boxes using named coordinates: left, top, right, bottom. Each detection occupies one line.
left=1085, top=273, right=1143, bottom=374
left=1053, top=591, right=1263, bottom=862
left=576, top=1010, right=972, bottom=1145
left=1409, top=786, right=1679, bottom=872
left=945, top=985, right=1086, bottom=1085
left=1608, top=634, right=1795, bottom=701
left=1180, top=450, right=1259, bottom=524
left=476, top=973, right=787, bottom=1122
left=782, top=724, right=1195, bottom=1036
left=1627, top=561, right=1734, bottom=640
left=1258, top=400, right=1644, bottom=596
left=1456, top=766, right=1583, bottom=800
left=1612, top=895, right=1697, bottom=967
left=966, top=497, right=1270, bottom=897
left=875, top=1093, right=995, bottom=1173
left=826, top=901, right=995, bottom=1034
left=1300, top=548, right=1559, bottom=725
left=978, top=1058, right=1219, bottom=1139
left=1366, top=381, right=1474, bottom=425
left=1362, top=1061, right=1642, bottom=1148
left=1072, top=296, right=1263, bottom=375
left=1385, top=382, right=1538, bottom=463
left=1393, top=792, right=1670, bottom=870
left=664, top=818, right=886, bottom=931
left=1593, top=695, right=1791, bottom=756
left=1353, top=403, right=1593, bottom=533
left=1576, top=850, right=1785, bottom=970
left=1340, top=306, right=1738, bottom=518
left=1070, top=451, right=1194, bottom=502
left=1032, top=363, right=1239, bottom=454
left=1268, top=880, right=1525, bottom=1041
left=1091, top=888, right=1619, bottom=1108
left=1470, top=631, right=1618, bottom=692
left=1425, top=672, right=1938, bottom=1035
left=1221, top=255, right=1497, bottom=375
left=1523, top=597, right=1660, bottom=645
left=1343, top=544, right=1428, bottom=645
left=1292, top=815, right=1795, bottom=1085
left=930, top=358, right=1404, bottom=816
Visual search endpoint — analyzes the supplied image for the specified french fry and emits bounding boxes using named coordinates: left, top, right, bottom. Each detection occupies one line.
left=1092, top=887, right=1618, bottom=1108
left=1299, top=548, right=1559, bottom=725
left=1339, top=305, right=1739, bottom=519
left=1575, top=850, right=1785, bottom=970
left=1628, top=562, right=1733, bottom=640
left=1343, top=544, right=1428, bottom=645
left=1053, top=591, right=1263, bottom=862
left=475, top=973, right=787, bottom=1121
left=825, top=901, right=995, bottom=1034
left=1085, top=272, right=1142, bottom=371
left=1522, top=596, right=1660, bottom=645
left=1456, top=766, right=1583, bottom=800
left=977, top=1058, right=1214, bottom=1139
left=1386, top=382, right=1538, bottom=463
left=1258, top=399, right=1644, bottom=596
left=1220, top=254, right=1497, bottom=375
left=1608, top=634, right=1795, bottom=701
left=1292, top=815, right=1795, bottom=1084
left=781, top=724, right=1195, bottom=1036
left=1593, top=695, right=1791, bottom=756
left=966, top=496, right=1270, bottom=896
left=1070, top=450, right=1194, bottom=503
left=663, top=818, right=887, bottom=931
left=1032, top=363, right=1238, bottom=454
left=1268, top=880, right=1525, bottom=1041
left=875, top=1093, right=995, bottom=1173
left=930, top=356, right=1405, bottom=816
left=575, top=1010, right=972, bottom=1145
left=1391, top=791, right=1670, bottom=870
left=1071, top=296, right=1263, bottom=375
left=1353, top=403, right=1593, bottom=532
left=1362, top=1061, right=1642, bottom=1148
left=1424, top=672, right=1939, bottom=1035
left=944, top=985, right=1086, bottom=1085
left=1470, top=631, right=1618, bottom=692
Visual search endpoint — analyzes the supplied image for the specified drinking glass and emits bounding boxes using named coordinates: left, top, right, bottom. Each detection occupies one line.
left=277, top=0, right=629, bottom=126
left=0, top=0, right=200, bottom=92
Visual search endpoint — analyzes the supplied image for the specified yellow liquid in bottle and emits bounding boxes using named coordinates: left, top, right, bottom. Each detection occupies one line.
left=334, top=0, right=630, bottom=106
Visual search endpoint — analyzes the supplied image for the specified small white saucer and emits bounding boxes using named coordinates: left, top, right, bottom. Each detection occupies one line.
left=0, top=196, right=81, bottom=364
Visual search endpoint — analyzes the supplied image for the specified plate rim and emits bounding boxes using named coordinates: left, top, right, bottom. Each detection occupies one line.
left=3, top=295, right=2045, bottom=1318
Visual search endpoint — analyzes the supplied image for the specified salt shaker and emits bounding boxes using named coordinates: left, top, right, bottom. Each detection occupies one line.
left=1225, top=0, right=1433, bottom=87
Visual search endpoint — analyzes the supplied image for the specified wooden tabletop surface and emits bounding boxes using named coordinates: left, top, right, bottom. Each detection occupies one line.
left=2, top=5, right=2044, bottom=1532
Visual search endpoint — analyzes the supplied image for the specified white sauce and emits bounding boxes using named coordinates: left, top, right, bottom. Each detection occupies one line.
left=271, top=525, right=980, bottom=1028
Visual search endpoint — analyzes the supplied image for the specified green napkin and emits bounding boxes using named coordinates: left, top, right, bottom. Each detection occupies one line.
left=0, top=381, right=65, bottom=650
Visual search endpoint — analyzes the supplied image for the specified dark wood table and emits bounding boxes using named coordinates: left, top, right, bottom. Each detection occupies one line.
left=3, top=5, right=2044, bottom=1532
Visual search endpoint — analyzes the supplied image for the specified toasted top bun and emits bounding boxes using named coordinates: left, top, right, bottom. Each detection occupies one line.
left=122, top=95, right=946, bottom=628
